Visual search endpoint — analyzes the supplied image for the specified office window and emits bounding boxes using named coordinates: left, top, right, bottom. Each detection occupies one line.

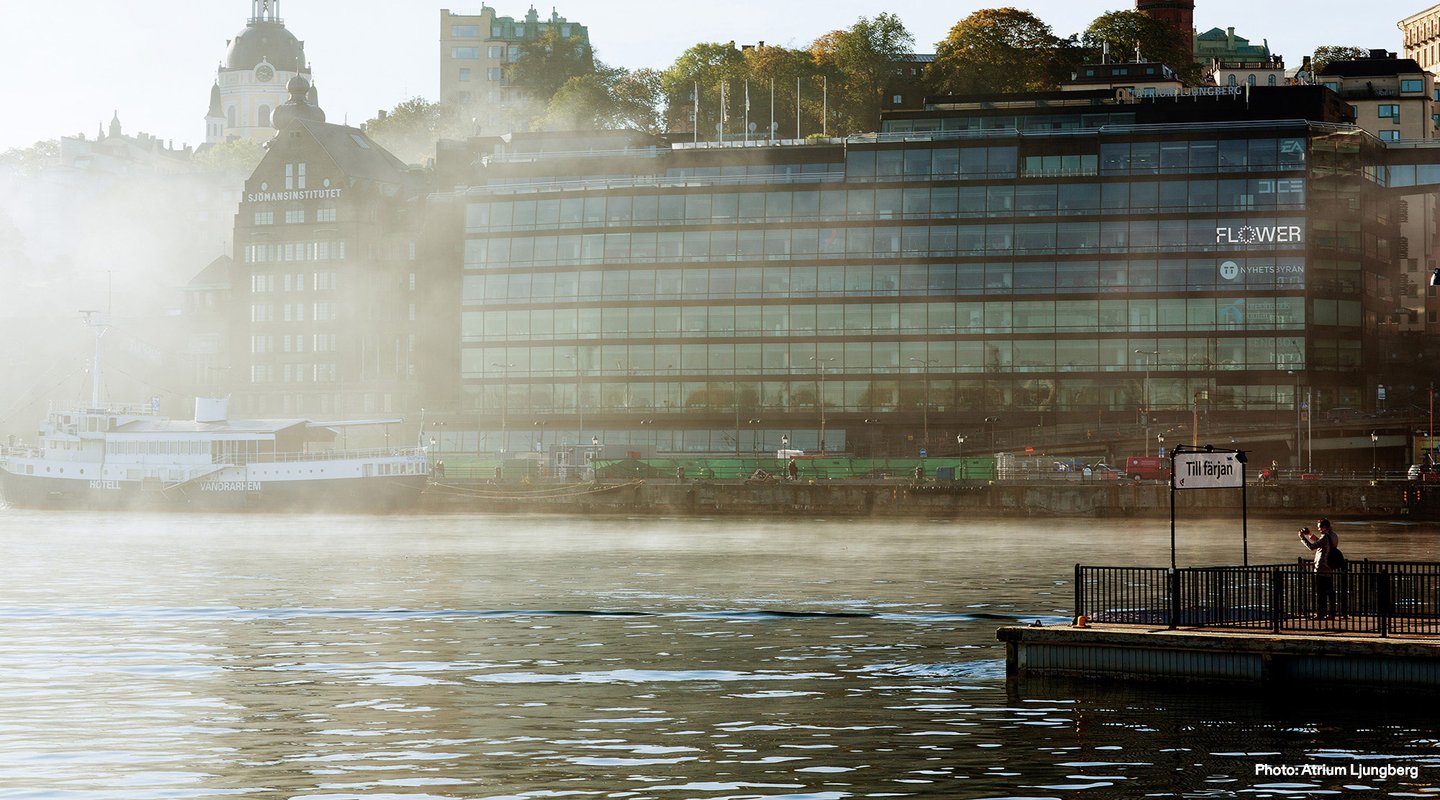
left=1379, top=104, right=1400, bottom=118
left=254, top=210, right=274, bottom=226
left=316, top=205, right=336, bottom=223
left=284, top=205, right=304, bottom=224
left=1380, top=130, right=1401, bottom=141
left=488, top=67, right=503, bottom=81
left=1247, top=74, right=1257, bottom=86
left=488, top=45, right=503, bottom=58
left=451, top=24, right=480, bottom=37
left=451, top=47, right=480, bottom=59
left=892, top=94, right=903, bottom=104
left=1402, top=78, right=1424, bottom=93
left=458, top=67, right=471, bottom=82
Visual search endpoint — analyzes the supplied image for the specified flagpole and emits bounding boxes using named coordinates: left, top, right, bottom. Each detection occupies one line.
left=719, top=80, right=726, bottom=143
left=744, top=79, right=750, bottom=143
left=796, top=76, right=801, bottom=139
left=770, top=77, right=775, bottom=141
left=822, top=75, right=828, bottom=137
left=692, top=81, right=698, bottom=144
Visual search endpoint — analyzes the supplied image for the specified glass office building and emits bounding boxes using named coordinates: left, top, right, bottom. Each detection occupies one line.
left=441, top=85, right=1394, bottom=455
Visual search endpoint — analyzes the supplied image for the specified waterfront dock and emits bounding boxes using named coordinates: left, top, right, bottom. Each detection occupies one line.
left=998, top=624, right=1440, bottom=690
left=420, top=476, right=1422, bottom=517
left=1000, top=559, right=1440, bottom=691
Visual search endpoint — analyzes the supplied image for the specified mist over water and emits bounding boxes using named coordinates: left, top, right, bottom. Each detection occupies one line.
left=0, top=511, right=1436, bottom=797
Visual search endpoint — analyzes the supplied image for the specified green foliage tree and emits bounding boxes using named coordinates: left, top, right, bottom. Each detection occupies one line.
left=540, top=66, right=663, bottom=133
left=658, top=42, right=749, bottom=137
left=508, top=27, right=597, bottom=100
left=191, top=137, right=265, bottom=177
left=809, top=13, right=915, bottom=136
left=363, top=98, right=469, bottom=165
left=1311, top=46, right=1370, bottom=75
left=740, top=45, right=824, bottom=139
left=0, top=140, right=59, bottom=175
left=929, top=8, right=1062, bottom=95
left=1084, top=10, right=1200, bottom=83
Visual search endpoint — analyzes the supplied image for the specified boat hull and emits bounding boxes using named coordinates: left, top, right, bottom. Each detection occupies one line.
left=0, top=471, right=427, bottom=513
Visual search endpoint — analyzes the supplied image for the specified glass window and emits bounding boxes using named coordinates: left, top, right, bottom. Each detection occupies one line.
left=451, top=47, right=480, bottom=59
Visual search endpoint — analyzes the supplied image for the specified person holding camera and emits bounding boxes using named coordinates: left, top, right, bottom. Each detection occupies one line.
left=1299, top=518, right=1343, bottom=620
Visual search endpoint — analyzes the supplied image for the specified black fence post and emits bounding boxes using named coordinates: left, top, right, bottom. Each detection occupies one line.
left=1270, top=568, right=1284, bottom=633
left=1074, top=563, right=1083, bottom=621
left=1378, top=569, right=1391, bottom=639
left=1169, top=568, right=1181, bottom=630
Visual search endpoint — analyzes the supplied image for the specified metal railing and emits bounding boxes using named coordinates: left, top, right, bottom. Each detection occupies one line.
left=1076, top=560, right=1440, bottom=637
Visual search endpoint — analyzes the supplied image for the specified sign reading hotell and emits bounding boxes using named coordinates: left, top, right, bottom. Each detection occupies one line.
left=1173, top=452, right=1244, bottom=490
left=245, top=188, right=343, bottom=203
left=1215, top=225, right=1303, bottom=245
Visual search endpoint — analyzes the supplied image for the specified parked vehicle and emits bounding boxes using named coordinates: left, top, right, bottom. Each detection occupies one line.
left=1124, top=456, right=1171, bottom=482
left=1090, top=463, right=1123, bottom=479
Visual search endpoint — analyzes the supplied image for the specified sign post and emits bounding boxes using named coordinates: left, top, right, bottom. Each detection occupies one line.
left=1169, top=445, right=1248, bottom=571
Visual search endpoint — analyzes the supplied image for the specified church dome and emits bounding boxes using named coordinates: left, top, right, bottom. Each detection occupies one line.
left=225, top=20, right=305, bottom=72
left=272, top=75, right=326, bottom=129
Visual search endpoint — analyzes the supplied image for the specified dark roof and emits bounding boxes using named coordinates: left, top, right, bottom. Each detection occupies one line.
left=1320, top=57, right=1427, bottom=77
left=226, top=21, right=305, bottom=71
left=291, top=118, right=416, bottom=187
left=188, top=255, right=231, bottom=290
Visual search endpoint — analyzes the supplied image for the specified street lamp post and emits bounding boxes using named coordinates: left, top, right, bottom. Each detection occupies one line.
left=1157, top=433, right=1165, bottom=458
left=984, top=416, right=998, bottom=453
left=563, top=351, right=584, bottom=448
left=1135, top=349, right=1158, bottom=455
left=491, top=361, right=514, bottom=454
left=956, top=434, right=966, bottom=478
left=909, top=357, right=938, bottom=447
left=1372, top=430, right=1379, bottom=477
left=810, top=356, right=835, bottom=454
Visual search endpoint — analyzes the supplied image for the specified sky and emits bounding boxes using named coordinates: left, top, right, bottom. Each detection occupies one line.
left=0, top=0, right=1419, bottom=153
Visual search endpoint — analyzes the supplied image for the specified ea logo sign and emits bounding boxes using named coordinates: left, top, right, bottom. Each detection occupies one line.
left=1219, top=260, right=1241, bottom=281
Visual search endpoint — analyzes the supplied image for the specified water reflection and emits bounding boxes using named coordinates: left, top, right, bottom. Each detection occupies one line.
left=0, top=511, right=1435, bottom=796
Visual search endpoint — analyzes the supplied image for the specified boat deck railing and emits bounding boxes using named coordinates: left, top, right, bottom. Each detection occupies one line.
left=225, top=447, right=428, bottom=466
left=1076, top=560, right=1440, bottom=638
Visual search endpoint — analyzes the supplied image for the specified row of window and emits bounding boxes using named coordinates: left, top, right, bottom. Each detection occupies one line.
left=463, top=216, right=1310, bottom=267
left=249, top=364, right=339, bottom=383
left=253, top=206, right=338, bottom=226
left=1098, top=138, right=1305, bottom=175
left=461, top=258, right=1311, bottom=304
left=466, top=179, right=1307, bottom=232
left=458, top=297, right=1317, bottom=343
left=250, top=272, right=340, bottom=293
left=106, top=440, right=211, bottom=457
left=243, top=241, right=347, bottom=263
left=250, top=334, right=340, bottom=354
left=457, top=377, right=1322, bottom=416
left=249, top=303, right=338, bottom=323
left=460, top=336, right=1312, bottom=379
left=880, top=112, right=1139, bottom=135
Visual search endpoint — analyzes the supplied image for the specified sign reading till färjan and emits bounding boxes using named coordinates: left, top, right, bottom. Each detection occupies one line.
left=1173, top=452, right=1243, bottom=490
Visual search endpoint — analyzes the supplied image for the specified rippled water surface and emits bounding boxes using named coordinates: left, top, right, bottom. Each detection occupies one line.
left=0, top=510, right=1437, bottom=798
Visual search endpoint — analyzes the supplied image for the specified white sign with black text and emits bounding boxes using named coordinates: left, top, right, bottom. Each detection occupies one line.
left=1173, top=452, right=1244, bottom=490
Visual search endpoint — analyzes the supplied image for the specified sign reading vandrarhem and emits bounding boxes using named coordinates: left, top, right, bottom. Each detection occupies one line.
left=1173, top=451, right=1243, bottom=490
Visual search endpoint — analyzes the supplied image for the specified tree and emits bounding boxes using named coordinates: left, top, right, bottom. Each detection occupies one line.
left=658, top=42, right=750, bottom=136
left=740, top=45, right=823, bottom=139
left=1084, top=10, right=1200, bottom=84
left=192, top=138, right=265, bottom=177
left=0, top=140, right=59, bottom=175
left=508, top=27, right=597, bottom=100
left=809, top=13, right=915, bottom=135
left=1311, top=46, right=1370, bottom=75
left=929, top=8, right=1062, bottom=96
left=540, top=66, right=662, bottom=133
left=362, top=98, right=469, bottom=166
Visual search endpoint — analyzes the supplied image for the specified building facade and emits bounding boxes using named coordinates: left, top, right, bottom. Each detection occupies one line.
left=207, top=0, right=315, bottom=144
left=1401, top=4, right=1440, bottom=73
left=423, top=83, right=1400, bottom=458
left=439, top=6, right=590, bottom=135
left=231, top=80, right=426, bottom=421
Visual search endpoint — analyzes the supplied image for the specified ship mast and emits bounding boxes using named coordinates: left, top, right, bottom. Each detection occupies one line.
left=80, top=310, right=109, bottom=410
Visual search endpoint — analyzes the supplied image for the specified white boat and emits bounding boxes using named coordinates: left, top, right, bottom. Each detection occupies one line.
left=0, top=314, right=428, bottom=512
